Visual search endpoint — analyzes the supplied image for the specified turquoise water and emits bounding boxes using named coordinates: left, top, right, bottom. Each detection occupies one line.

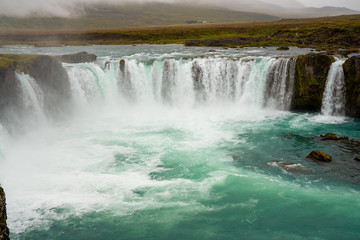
left=0, top=45, right=359, bottom=240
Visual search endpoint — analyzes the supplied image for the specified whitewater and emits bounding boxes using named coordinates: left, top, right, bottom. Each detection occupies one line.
left=0, top=45, right=359, bottom=240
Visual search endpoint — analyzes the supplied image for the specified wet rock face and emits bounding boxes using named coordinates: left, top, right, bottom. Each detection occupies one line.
left=0, top=66, right=23, bottom=133
left=16, top=55, right=72, bottom=123
left=291, top=53, right=334, bottom=111
left=307, top=151, right=332, bottom=162
left=343, top=55, right=360, bottom=118
left=0, top=54, right=72, bottom=134
left=0, top=187, right=9, bottom=240
left=55, top=52, right=97, bottom=63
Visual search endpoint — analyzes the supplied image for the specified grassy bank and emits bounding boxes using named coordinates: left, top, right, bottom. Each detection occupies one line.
left=1, top=15, right=360, bottom=49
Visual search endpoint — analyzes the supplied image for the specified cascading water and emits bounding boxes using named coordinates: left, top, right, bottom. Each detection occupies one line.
left=1, top=46, right=359, bottom=240
left=66, top=56, right=297, bottom=110
left=15, top=72, right=47, bottom=123
left=321, top=57, right=346, bottom=116
left=264, top=57, right=296, bottom=110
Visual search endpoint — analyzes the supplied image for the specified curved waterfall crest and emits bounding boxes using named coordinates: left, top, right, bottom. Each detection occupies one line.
left=1, top=53, right=349, bottom=135
left=65, top=56, right=298, bottom=110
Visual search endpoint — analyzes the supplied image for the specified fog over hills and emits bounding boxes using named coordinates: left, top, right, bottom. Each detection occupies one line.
left=0, top=0, right=359, bottom=30
left=0, top=0, right=359, bottom=17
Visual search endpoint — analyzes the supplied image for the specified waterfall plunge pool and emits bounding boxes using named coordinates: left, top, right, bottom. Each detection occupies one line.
left=0, top=45, right=359, bottom=240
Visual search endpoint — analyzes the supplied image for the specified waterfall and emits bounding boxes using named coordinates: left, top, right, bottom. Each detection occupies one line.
left=65, top=61, right=120, bottom=106
left=62, top=56, right=297, bottom=110
left=321, top=58, right=346, bottom=116
left=264, top=57, right=296, bottom=110
left=15, top=72, right=47, bottom=122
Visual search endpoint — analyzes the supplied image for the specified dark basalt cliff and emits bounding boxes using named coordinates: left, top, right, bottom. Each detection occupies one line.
left=0, top=54, right=71, bottom=134
left=291, top=53, right=334, bottom=112
left=0, top=187, right=9, bottom=240
left=343, top=56, right=360, bottom=118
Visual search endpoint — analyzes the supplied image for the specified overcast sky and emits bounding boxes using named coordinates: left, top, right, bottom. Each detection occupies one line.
left=1, top=0, right=360, bottom=16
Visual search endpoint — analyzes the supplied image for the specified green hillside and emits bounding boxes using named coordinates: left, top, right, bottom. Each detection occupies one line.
left=0, top=3, right=279, bottom=30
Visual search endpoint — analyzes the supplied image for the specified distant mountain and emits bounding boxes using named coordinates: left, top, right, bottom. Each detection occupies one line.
left=199, top=0, right=359, bottom=18
left=260, top=0, right=305, bottom=9
left=295, top=6, right=360, bottom=18
left=0, top=3, right=279, bottom=30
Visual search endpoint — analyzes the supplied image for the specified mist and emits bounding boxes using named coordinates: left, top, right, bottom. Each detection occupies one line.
left=1, top=0, right=359, bottom=17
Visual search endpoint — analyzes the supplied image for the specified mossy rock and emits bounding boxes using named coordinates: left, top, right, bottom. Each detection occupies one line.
left=0, top=54, right=72, bottom=134
left=343, top=56, right=360, bottom=118
left=277, top=46, right=289, bottom=50
left=0, top=54, right=44, bottom=74
left=307, top=151, right=332, bottom=162
left=291, top=53, right=334, bottom=111
left=321, top=133, right=339, bottom=140
left=55, top=52, right=97, bottom=63
left=320, top=133, right=349, bottom=141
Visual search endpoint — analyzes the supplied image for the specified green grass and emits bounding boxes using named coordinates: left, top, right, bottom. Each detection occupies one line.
left=0, top=54, right=44, bottom=73
left=0, top=14, right=360, bottom=49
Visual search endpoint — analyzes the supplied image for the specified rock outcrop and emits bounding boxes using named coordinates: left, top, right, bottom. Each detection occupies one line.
left=291, top=53, right=334, bottom=111
left=343, top=55, right=360, bottom=118
left=320, top=133, right=349, bottom=141
left=277, top=46, right=289, bottom=50
left=0, top=187, right=9, bottom=240
left=55, top=52, right=97, bottom=63
left=0, top=54, right=71, bottom=134
left=307, top=151, right=332, bottom=162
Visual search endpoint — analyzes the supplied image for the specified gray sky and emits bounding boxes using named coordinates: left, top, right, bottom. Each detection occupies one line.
left=1, top=0, right=360, bottom=16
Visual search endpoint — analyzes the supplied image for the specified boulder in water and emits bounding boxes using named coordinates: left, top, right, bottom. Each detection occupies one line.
left=0, top=187, right=9, bottom=240
left=354, top=157, right=360, bottom=162
left=321, top=133, right=338, bottom=140
left=307, top=151, right=332, bottom=162
left=55, top=52, right=97, bottom=63
left=277, top=46, right=289, bottom=50
left=320, top=133, right=349, bottom=141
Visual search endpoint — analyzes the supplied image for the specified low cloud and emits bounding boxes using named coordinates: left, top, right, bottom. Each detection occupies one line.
left=0, top=0, right=358, bottom=17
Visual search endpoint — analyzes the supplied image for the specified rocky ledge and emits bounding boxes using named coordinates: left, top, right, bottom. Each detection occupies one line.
left=291, top=53, right=334, bottom=112
left=343, top=55, right=360, bottom=118
left=0, top=187, right=9, bottom=240
left=0, top=54, right=72, bottom=134
left=289, top=53, right=360, bottom=118
left=55, top=51, right=97, bottom=63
